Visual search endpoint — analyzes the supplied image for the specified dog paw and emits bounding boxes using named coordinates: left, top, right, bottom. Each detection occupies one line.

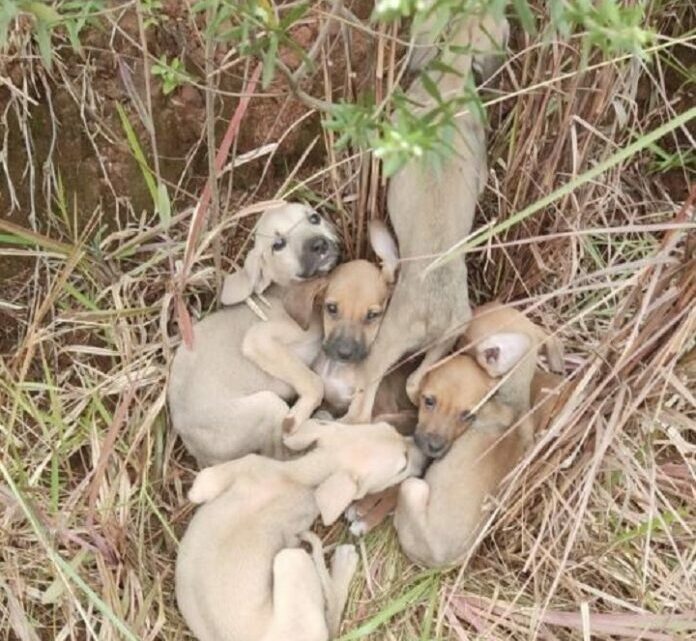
left=349, top=519, right=369, bottom=537
left=344, top=504, right=358, bottom=522
left=188, top=467, right=221, bottom=504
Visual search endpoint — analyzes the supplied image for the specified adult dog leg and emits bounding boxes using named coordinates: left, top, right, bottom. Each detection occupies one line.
left=405, top=336, right=459, bottom=404
left=343, top=323, right=423, bottom=423
left=243, top=321, right=324, bottom=432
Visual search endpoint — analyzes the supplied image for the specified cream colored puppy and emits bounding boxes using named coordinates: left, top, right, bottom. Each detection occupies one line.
left=176, top=419, right=425, bottom=641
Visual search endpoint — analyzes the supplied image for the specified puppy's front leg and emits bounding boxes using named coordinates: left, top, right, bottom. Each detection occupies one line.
left=243, top=321, right=324, bottom=432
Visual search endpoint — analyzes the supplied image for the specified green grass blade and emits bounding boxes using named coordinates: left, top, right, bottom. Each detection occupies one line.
left=337, top=575, right=435, bottom=640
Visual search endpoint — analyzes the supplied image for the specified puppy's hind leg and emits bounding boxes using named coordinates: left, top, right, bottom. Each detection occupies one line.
left=263, top=548, right=329, bottom=641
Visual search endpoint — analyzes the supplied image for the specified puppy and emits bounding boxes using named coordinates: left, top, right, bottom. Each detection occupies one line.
left=393, top=306, right=564, bottom=567
left=168, top=211, right=398, bottom=467
left=345, top=365, right=565, bottom=536
left=343, top=13, right=509, bottom=424
left=176, top=419, right=425, bottom=641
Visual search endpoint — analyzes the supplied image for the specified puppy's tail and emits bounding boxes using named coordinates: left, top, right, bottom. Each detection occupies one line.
left=299, top=531, right=341, bottom=637
left=410, top=6, right=509, bottom=83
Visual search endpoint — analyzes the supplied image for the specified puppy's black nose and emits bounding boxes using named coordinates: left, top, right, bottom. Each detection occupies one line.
left=414, top=432, right=448, bottom=459
left=336, top=343, right=353, bottom=361
left=310, top=236, right=329, bottom=255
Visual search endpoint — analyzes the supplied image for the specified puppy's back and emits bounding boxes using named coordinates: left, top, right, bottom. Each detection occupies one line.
left=176, top=478, right=316, bottom=641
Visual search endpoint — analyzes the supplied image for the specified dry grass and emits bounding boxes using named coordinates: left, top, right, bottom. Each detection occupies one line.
left=1, top=2, right=695, bottom=640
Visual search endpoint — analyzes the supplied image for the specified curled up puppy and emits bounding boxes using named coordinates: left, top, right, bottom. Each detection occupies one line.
left=168, top=205, right=400, bottom=467
left=393, top=307, right=564, bottom=567
left=175, top=419, right=425, bottom=641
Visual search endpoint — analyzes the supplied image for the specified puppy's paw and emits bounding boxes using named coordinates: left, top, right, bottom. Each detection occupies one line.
left=344, top=504, right=358, bottom=522
left=188, top=467, right=222, bottom=504
left=349, top=519, right=369, bottom=537
left=281, top=415, right=296, bottom=435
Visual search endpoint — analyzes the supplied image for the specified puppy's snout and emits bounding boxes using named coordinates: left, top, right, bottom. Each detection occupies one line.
left=310, top=236, right=329, bottom=255
left=414, top=431, right=449, bottom=459
left=300, top=235, right=339, bottom=278
left=324, top=334, right=367, bottom=363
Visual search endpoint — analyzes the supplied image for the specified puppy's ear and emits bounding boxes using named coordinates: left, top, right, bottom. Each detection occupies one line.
left=368, top=220, right=399, bottom=284
left=315, top=471, right=359, bottom=526
left=282, top=277, right=328, bottom=331
left=474, top=332, right=531, bottom=377
left=221, top=245, right=271, bottom=305
left=283, top=418, right=332, bottom=451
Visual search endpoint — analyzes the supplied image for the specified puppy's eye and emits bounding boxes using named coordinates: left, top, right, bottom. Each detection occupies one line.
left=308, top=213, right=321, bottom=225
left=272, top=237, right=286, bottom=252
left=365, top=309, right=381, bottom=322
left=423, top=395, right=436, bottom=409
left=325, top=302, right=338, bottom=316
left=459, top=410, right=474, bottom=423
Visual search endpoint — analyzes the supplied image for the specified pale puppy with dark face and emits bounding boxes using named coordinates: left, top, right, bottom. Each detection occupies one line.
left=168, top=202, right=341, bottom=466
left=175, top=419, right=425, bottom=641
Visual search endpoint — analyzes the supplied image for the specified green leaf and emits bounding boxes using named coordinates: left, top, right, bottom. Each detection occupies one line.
left=0, top=1, right=19, bottom=47
left=34, top=19, right=53, bottom=68
left=262, top=34, right=278, bottom=88
left=420, top=72, right=443, bottom=104
left=156, top=183, right=171, bottom=228
left=25, top=1, right=61, bottom=24
left=115, top=103, right=158, bottom=207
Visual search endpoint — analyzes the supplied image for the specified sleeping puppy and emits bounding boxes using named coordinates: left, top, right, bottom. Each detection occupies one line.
left=168, top=212, right=398, bottom=467
left=393, top=354, right=524, bottom=567
left=393, top=307, right=564, bottom=567
left=343, top=13, right=509, bottom=424
left=176, top=419, right=425, bottom=641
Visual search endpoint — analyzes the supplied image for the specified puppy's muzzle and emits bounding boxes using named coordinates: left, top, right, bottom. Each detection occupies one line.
left=414, top=431, right=450, bottom=460
left=299, top=235, right=340, bottom=278
left=323, top=332, right=368, bottom=363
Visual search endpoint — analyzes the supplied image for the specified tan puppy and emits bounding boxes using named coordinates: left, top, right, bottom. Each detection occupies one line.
left=393, top=306, right=564, bottom=567
left=176, top=419, right=425, bottom=641
left=343, top=13, right=509, bottom=424
left=393, top=354, right=524, bottom=567
left=168, top=214, right=397, bottom=467
left=346, top=366, right=565, bottom=536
